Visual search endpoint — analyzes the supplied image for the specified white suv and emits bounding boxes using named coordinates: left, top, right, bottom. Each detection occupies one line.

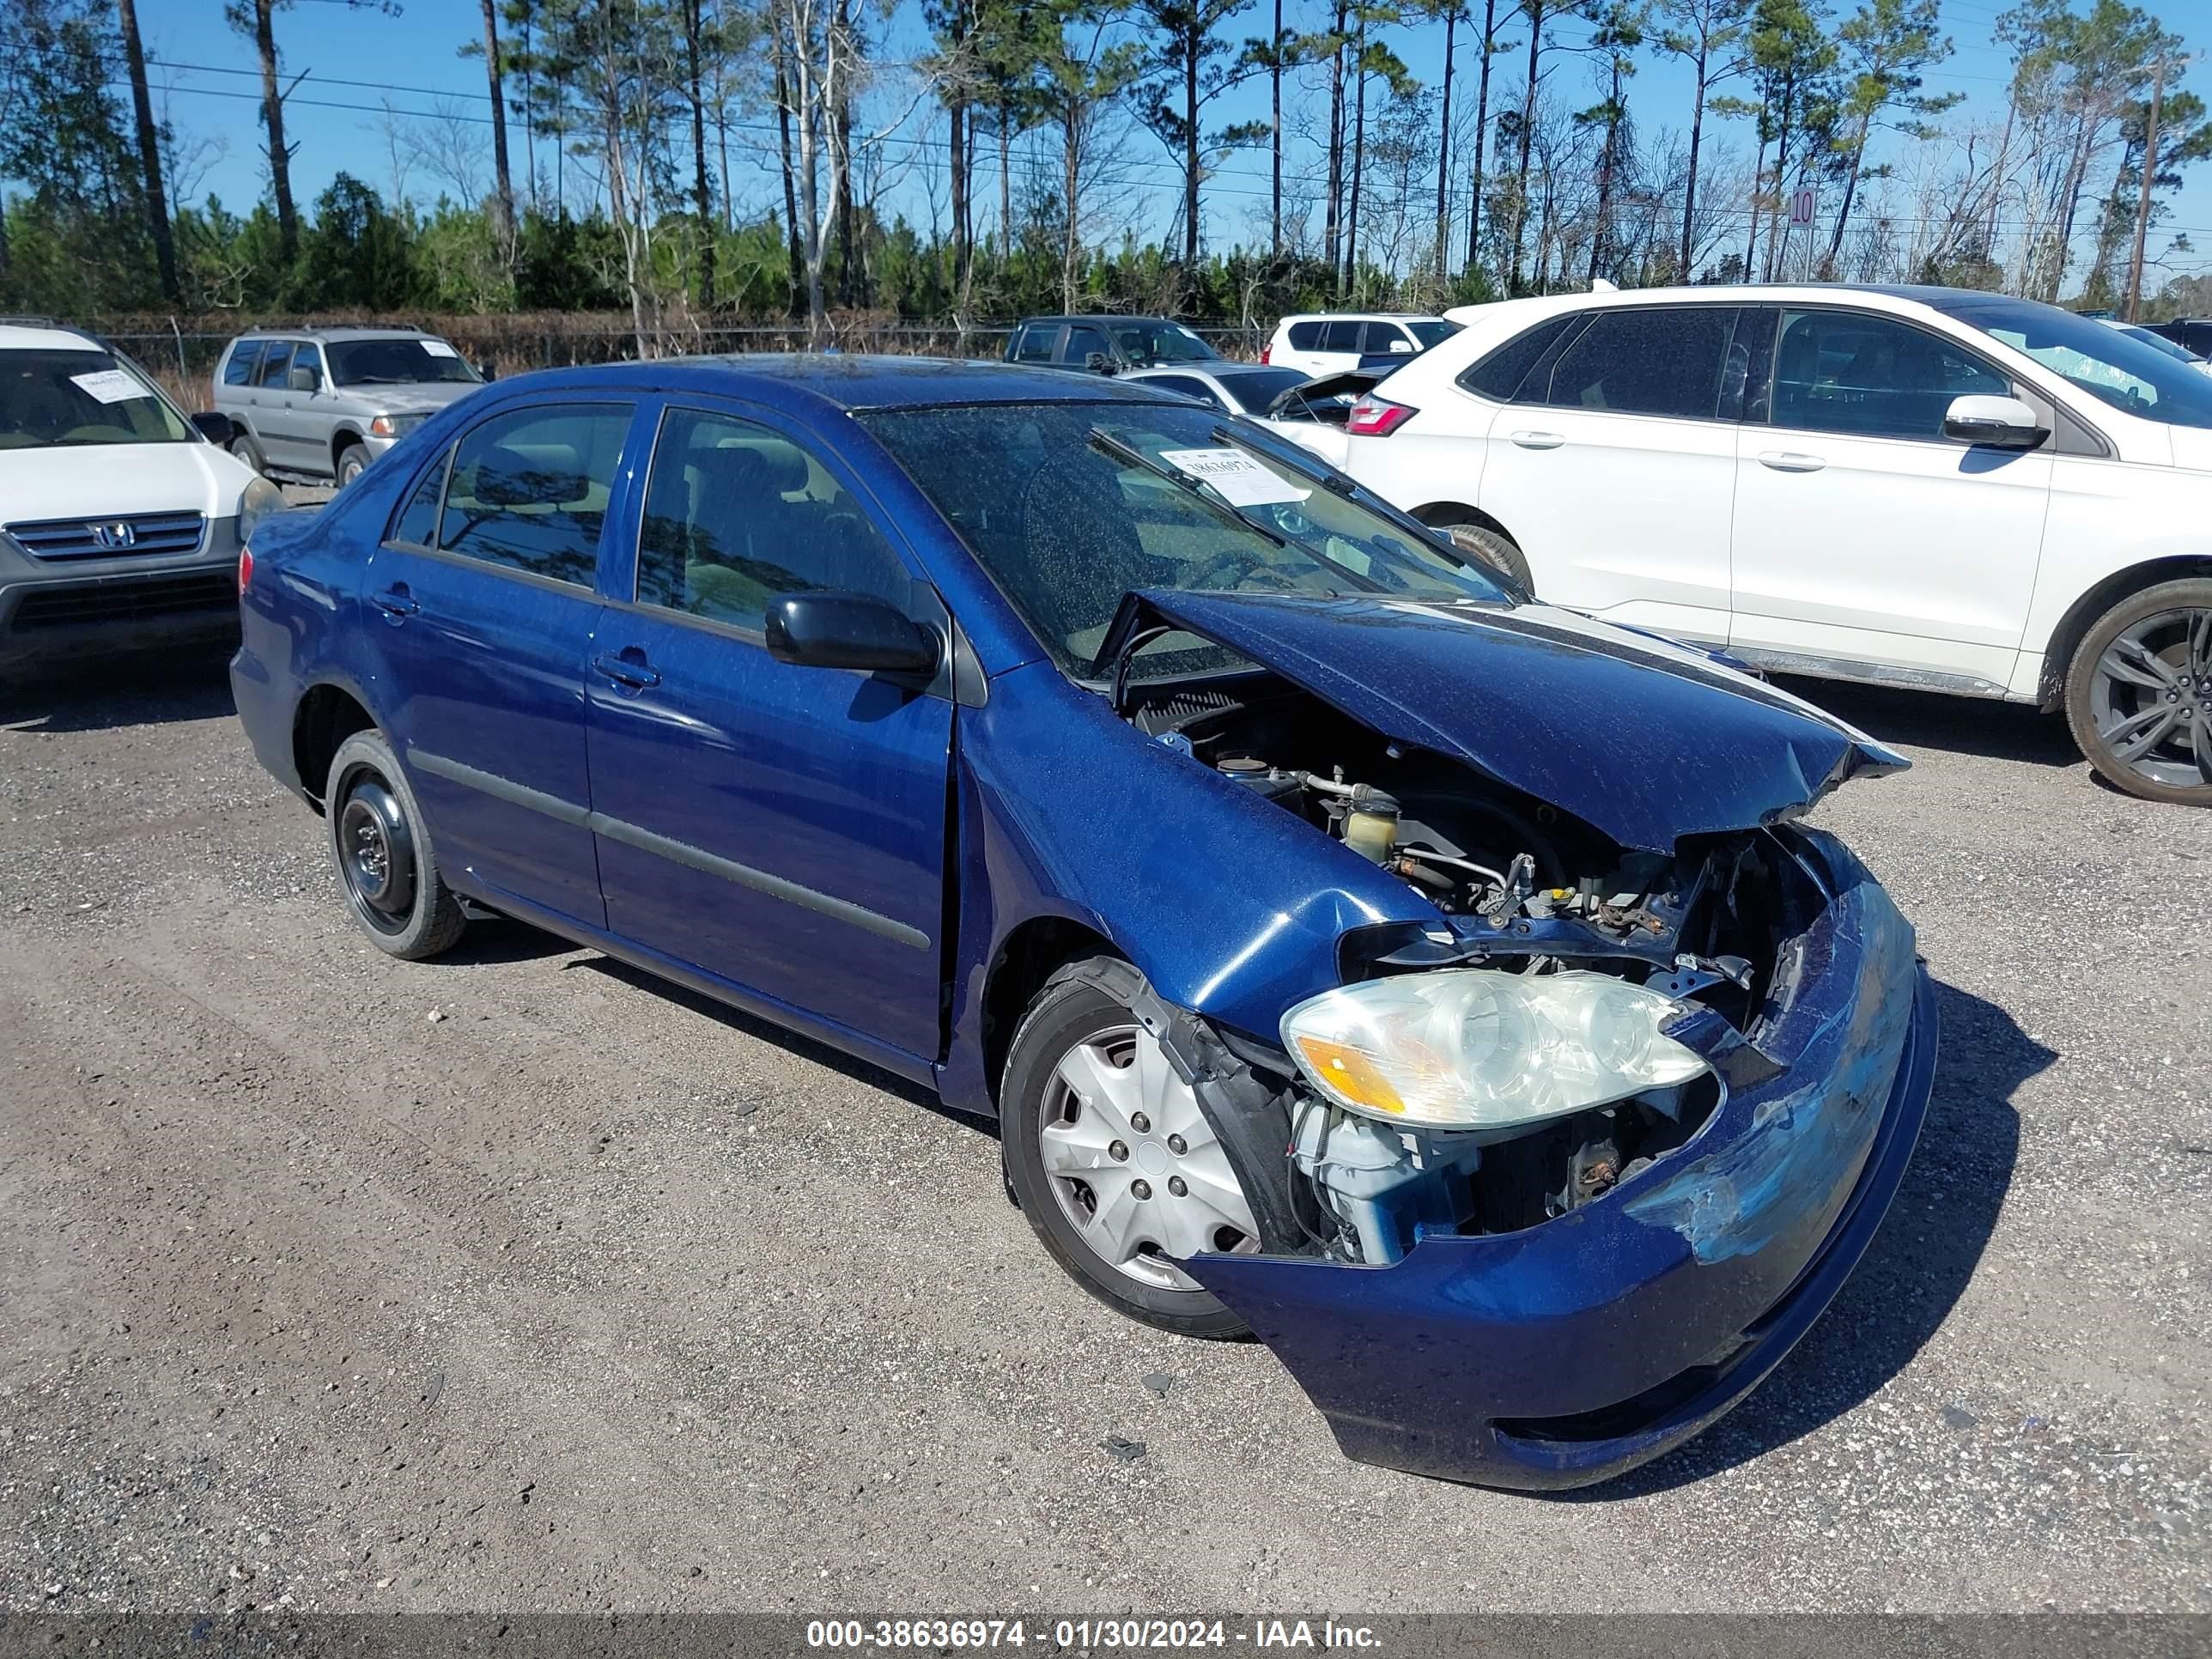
left=1266, top=313, right=1457, bottom=377
left=0, top=319, right=283, bottom=680
left=1336, top=283, right=2212, bottom=805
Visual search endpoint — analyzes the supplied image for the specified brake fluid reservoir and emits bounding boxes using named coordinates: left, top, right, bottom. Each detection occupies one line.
left=1341, top=786, right=1400, bottom=864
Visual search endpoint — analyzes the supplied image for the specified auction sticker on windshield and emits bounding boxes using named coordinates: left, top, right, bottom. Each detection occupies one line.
left=420, top=340, right=460, bottom=358
left=70, top=369, right=143, bottom=404
left=1159, top=447, right=1311, bottom=508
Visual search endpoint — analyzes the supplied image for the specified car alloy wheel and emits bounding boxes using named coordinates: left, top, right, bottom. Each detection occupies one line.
left=335, top=767, right=418, bottom=937
left=1036, top=1021, right=1262, bottom=1293
left=2087, top=604, right=2212, bottom=794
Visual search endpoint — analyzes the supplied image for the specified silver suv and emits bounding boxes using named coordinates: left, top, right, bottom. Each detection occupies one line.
left=211, top=325, right=486, bottom=488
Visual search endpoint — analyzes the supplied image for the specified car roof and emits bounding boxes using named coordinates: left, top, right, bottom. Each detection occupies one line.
left=1017, top=315, right=1192, bottom=327
left=1277, top=312, right=1445, bottom=325
left=0, top=320, right=107, bottom=352
left=484, top=354, right=1198, bottom=412
left=232, top=325, right=434, bottom=343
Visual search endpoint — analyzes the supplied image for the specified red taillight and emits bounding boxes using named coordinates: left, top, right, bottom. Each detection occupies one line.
left=1346, top=395, right=1416, bottom=437
left=238, top=547, right=252, bottom=592
left=1261, top=341, right=1273, bottom=365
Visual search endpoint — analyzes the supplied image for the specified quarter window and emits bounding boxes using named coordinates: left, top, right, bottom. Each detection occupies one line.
left=1771, top=310, right=2008, bottom=441
left=1457, top=314, right=1580, bottom=402
left=437, top=404, right=631, bottom=587
left=635, top=408, right=908, bottom=629
left=1540, top=307, right=1740, bottom=419
left=222, top=343, right=263, bottom=386
left=1287, top=321, right=1324, bottom=351
left=388, top=447, right=450, bottom=546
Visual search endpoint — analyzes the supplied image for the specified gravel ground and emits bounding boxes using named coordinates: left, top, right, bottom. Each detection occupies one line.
left=1, top=651, right=2207, bottom=1617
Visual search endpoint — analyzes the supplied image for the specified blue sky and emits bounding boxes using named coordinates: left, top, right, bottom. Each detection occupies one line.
left=130, top=0, right=2210, bottom=286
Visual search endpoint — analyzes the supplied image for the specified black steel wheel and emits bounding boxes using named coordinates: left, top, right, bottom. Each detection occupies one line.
left=2065, top=579, right=2212, bottom=806
left=323, top=729, right=467, bottom=958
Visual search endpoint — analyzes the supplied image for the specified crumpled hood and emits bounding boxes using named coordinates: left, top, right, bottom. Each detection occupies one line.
left=1127, top=590, right=1907, bottom=852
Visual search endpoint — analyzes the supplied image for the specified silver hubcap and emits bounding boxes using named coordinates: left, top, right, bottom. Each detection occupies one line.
left=2093, top=606, right=2212, bottom=790
left=1039, top=1023, right=1261, bottom=1291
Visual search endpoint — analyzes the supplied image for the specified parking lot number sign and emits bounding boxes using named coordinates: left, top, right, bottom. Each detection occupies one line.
left=1789, top=188, right=1816, bottom=228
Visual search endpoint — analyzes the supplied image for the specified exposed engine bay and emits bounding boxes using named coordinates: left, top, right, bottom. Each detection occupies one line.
left=1125, top=671, right=1820, bottom=1271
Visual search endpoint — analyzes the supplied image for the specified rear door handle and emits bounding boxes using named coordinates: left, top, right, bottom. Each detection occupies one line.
left=1510, top=430, right=1565, bottom=450
left=592, top=650, right=660, bottom=690
left=1757, top=451, right=1827, bottom=473
left=372, top=586, right=417, bottom=619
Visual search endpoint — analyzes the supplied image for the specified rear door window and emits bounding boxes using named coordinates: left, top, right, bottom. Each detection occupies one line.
left=1318, top=320, right=1364, bottom=353
left=222, top=343, right=264, bottom=386
left=256, top=343, right=295, bottom=388
left=437, top=403, right=633, bottom=588
left=1013, top=325, right=1057, bottom=363
left=1540, top=307, right=1740, bottom=420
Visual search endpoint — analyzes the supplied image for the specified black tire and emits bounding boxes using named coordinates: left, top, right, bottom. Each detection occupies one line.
left=2063, top=577, right=2212, bottom=806
left=323, top=729, right=468, bottom=958
left=231, top=431, right=270, bottom=477
left=1443, top=521, right=1537, bottom=595
left=335, top=442, right=368, bottom=489
left=1000, top=957, right=1254, bottom=1340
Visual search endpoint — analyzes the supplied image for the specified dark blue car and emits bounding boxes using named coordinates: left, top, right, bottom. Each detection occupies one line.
left=231, top=356, right=1937, bottom=1491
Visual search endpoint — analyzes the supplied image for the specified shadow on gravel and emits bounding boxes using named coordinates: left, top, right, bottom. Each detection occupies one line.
left=0, top=651, right=236, bottom=733
left=1565, top=978, right=2051, bottom=1500
left=1770, top=675, right=2081, bottom=769
left=573, top=953, right=953, bottom=1120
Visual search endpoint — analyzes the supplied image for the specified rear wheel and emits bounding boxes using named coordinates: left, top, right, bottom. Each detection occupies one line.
left=1000, top=957, right=1261, bottom=1339
left=323, top=729, right=468, bottom=957
left=1442, top=522, right=1536, bottom=595
left=2063, top=578, right=2212, bottom=805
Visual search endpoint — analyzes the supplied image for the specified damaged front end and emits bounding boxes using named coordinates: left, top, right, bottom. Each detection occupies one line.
left=1097, top=592, right=1936, bottom=1491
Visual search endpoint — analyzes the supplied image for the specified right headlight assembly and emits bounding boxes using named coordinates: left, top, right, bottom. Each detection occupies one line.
left=1280, top=969, right=1711, bottom=1133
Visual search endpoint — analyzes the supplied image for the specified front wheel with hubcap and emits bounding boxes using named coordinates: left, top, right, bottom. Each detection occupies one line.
left=2064, top=578, right=2212, bottom=805
left=324, top=729, right=468, bottom=957
left=1000, top=957, right=1263, bottom=1338
left=336, top=443, right=368, bottom=489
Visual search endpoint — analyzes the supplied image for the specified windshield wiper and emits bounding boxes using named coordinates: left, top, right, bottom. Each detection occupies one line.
left=1085, top=426, right=1287, bottom=548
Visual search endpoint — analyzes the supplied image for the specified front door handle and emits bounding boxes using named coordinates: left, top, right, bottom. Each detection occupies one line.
left=592, top=650, right=660, bottom=690
left=1510, top=430, right=1565, bottom=450
left=372, top=585, right=417, bottom=620
left=1757, top=451, right=1827, bottom=473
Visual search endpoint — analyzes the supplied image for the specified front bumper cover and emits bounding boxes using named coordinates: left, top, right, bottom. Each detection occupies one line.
left=1187, top=830, right=1937, bottom=1491
left=0, top=516, right=245, bottom=675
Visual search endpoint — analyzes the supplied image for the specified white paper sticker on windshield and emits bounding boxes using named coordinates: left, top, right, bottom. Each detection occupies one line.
left=418, top=339, right=459, bottom=358
left=70, top=368, right=143, bottom=404
left=1158, top=447, right=1310, bottom=507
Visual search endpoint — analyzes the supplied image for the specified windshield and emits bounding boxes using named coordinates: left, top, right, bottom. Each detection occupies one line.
left=1217, top=368, right=1312, bottom=414
left=2116, top=323, right=2204, bottom=366
left=1114, top=323, right=1218, bottom=365
left=1949, top=300, right=2212, bottom=428
left=0, top=349, right=193, bottom=449
left=859, top=400, right=1506, bottom=682
left=1408, top=320, right=1459, bottom=349
left=326, top=337, right=479, bottom=387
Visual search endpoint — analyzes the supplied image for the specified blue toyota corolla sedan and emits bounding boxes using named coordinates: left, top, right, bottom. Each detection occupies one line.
left=231, top=356, right=1937, bottom=1491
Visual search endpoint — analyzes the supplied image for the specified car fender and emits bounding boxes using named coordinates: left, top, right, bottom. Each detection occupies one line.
left=2022, top=454, right=2212, bottom=673
left=935, top=659, right=1443, bottom=1116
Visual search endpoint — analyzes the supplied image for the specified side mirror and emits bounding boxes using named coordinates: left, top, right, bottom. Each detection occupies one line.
left=1084, top=352, right=1115, bottom=375
left=191, top=410, right=237, bottom=446
left=477, top=361, right=497, bottom=381
left=1387, top=338, right=1413, bottom=354
left=764, top=592, right=940, bottom=676
left=288, top=365, right=320, bottom=393
left=1944, top=393, right=2046, bottom=448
